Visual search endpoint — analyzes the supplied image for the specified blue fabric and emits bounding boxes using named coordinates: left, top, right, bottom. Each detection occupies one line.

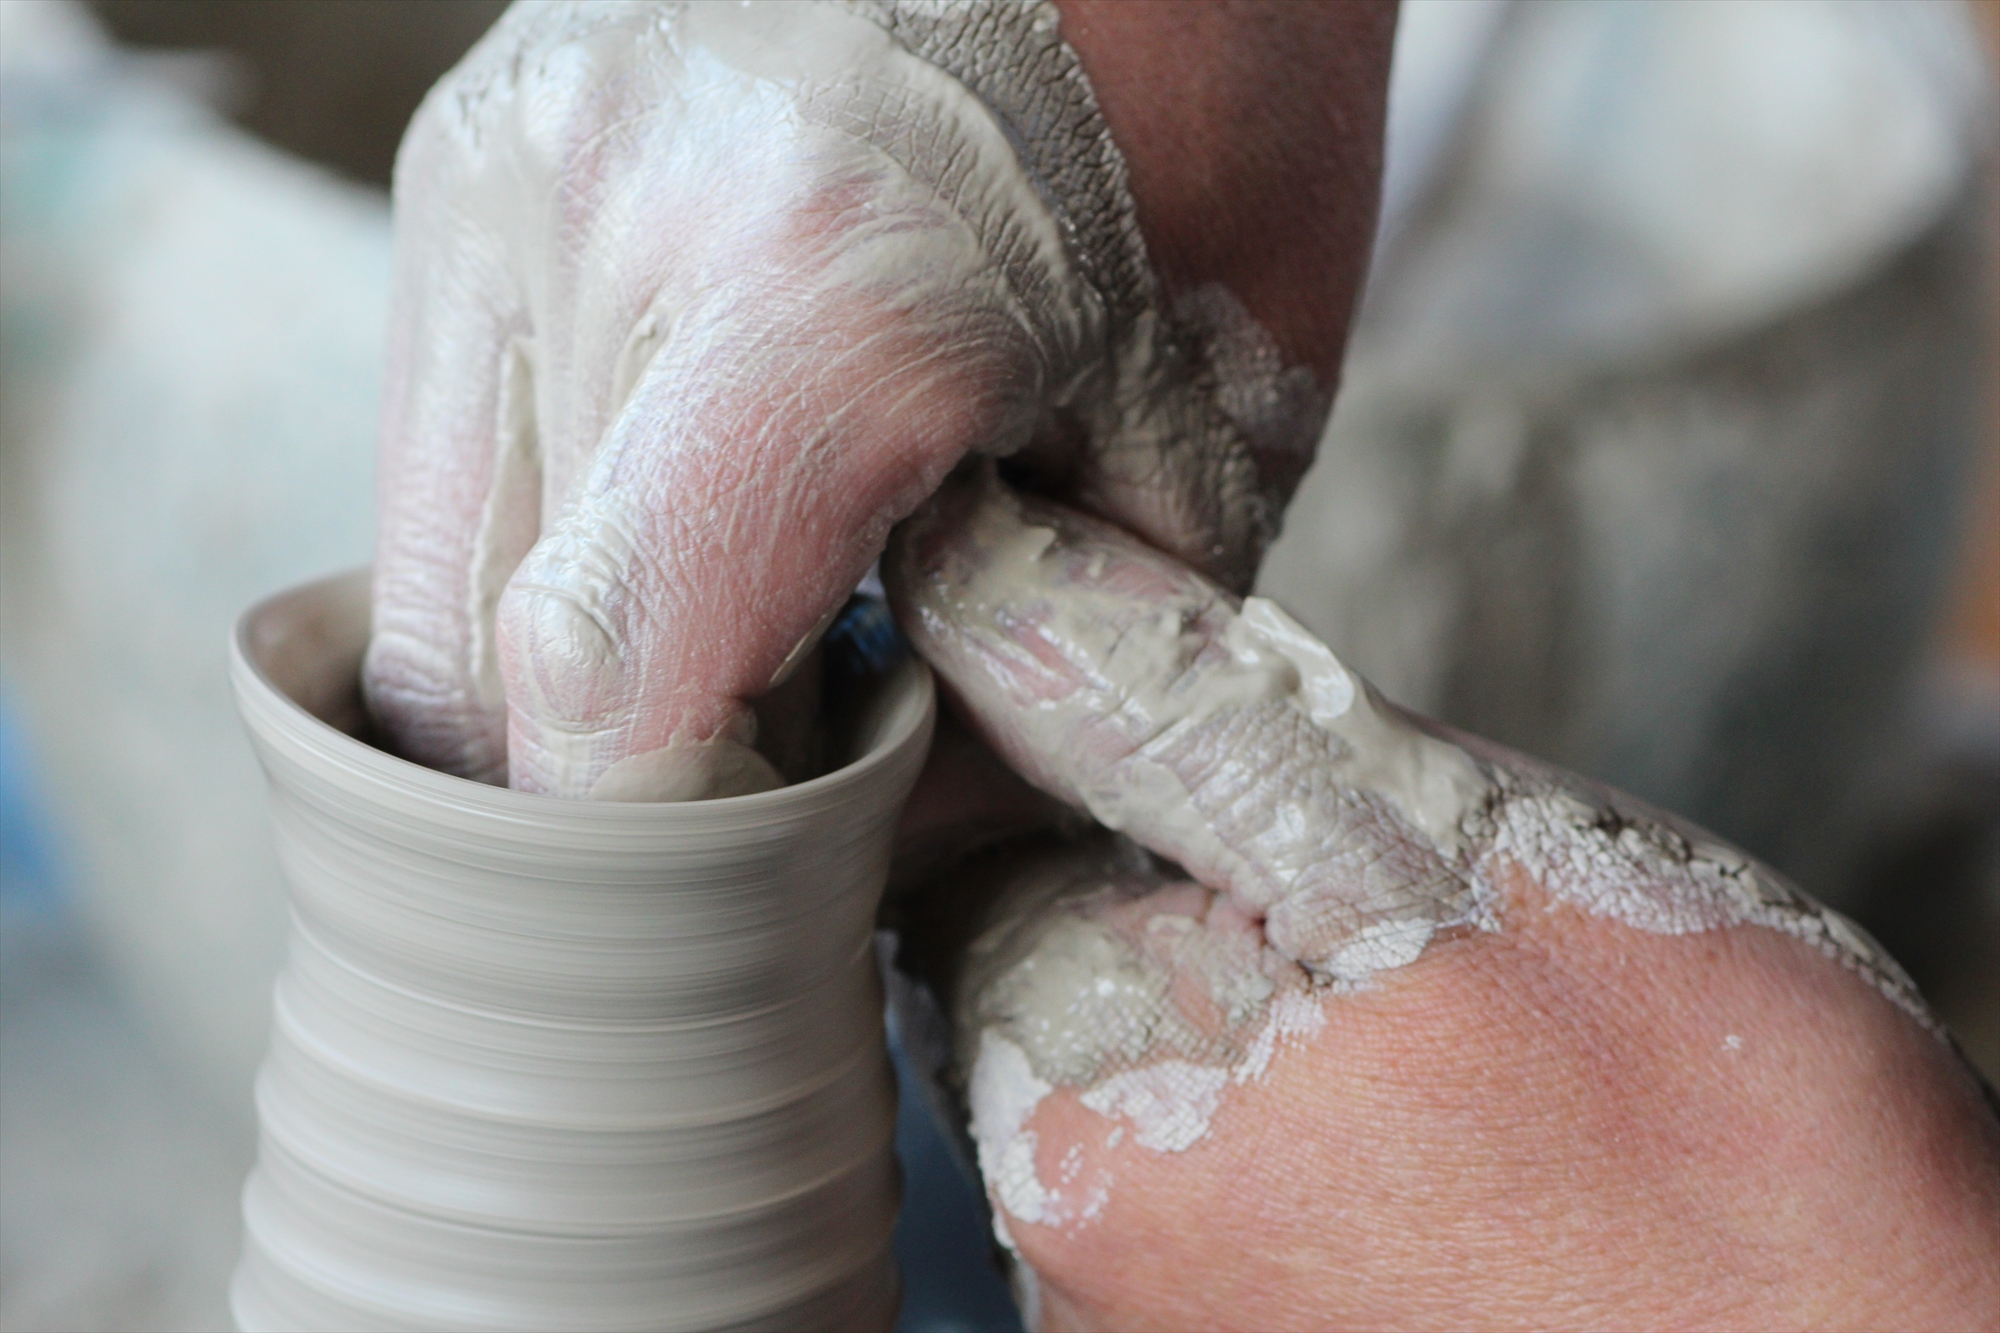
left=892, top=1027, right=1024, bottom=1333
left=0, top=695, right=65, bottom=916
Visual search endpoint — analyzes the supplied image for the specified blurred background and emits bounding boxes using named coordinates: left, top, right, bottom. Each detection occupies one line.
left=2, top=2, right=1995, bottom=1330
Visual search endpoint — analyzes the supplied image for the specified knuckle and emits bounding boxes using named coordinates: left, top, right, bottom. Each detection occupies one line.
left=496, top=536, right=640, bottom=734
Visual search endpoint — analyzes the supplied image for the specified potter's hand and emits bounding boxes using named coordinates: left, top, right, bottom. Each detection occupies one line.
left=884, top=468, right=2000, bottom=1332
left=361, top=0, right=1388, bottom=796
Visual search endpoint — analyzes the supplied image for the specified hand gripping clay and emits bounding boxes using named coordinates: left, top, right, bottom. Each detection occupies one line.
left=364, top=0, right=1326, bottom=795
left=230, top=570, right=933, bottom=1331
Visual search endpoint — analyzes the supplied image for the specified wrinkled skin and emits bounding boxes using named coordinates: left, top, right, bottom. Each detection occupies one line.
left=365, top=3, right=2000, bottom=1329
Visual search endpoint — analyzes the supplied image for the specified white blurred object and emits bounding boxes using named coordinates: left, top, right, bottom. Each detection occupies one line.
left=1, top=0, right=385, bottom=1116
left=1365, top=0, right=1992, bottom=377
left=1265, top=0, right=1994, bottom=898
left=1372, top=0, right=1510, bottom=278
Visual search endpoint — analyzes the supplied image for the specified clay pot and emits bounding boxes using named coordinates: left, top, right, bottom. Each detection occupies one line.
left=228, top=570, right=933, bottom=1331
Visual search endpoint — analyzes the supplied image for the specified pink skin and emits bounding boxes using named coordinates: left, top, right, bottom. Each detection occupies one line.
left=363, top=2, right=1999, bottom=1328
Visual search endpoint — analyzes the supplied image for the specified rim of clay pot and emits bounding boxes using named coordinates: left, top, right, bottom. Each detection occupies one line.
left=230, top=567, right=935, bottom=828
left=230, top=568, right=916, bottom=1333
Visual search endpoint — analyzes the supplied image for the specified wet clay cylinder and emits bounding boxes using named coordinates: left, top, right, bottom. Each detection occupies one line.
left=228, top=570, right=933, bottom=1332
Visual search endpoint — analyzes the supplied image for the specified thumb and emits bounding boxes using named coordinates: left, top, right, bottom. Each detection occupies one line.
left=495, top=272, right=1048, bottom=800
left=884, top=465, right=1498, bottom=982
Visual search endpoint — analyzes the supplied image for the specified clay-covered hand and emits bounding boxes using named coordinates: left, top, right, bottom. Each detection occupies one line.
left=883, top=467, right=2000, bottom=1332
left=360, top=0, right=1384, bottom=797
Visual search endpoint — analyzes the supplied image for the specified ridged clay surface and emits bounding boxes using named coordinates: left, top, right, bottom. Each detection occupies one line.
left=231, top=569, right=933, bottom=1332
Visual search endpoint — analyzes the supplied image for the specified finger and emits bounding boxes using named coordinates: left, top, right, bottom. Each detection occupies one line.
left=362, top=81, right=536, bottom=786
left=499, top=285, right=1038, bottom=797
left=1031, top=280, right=1332, bottom=596
left=885, top=464, right=1509, bottom=980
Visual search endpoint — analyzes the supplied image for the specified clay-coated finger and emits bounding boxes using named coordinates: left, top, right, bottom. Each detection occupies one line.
left=363, top=101, right=534, bottom=786
left=1043, top=282, right=1331, bottom=595
left=884, top=466, right=1498, bottom=981
left=498, top=275, right=1053, bottom=797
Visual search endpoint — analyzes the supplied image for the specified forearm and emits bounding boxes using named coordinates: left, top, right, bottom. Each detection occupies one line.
left=1052, top=0, right=1396, bottom=380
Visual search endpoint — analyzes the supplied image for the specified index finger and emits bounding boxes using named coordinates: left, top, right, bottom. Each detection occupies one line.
left=363, top=50, right=537, bottom=785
